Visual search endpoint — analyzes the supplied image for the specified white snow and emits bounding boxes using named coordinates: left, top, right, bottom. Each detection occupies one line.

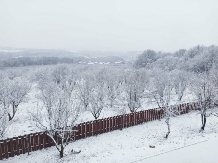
left=2, top=108, right=218, bottom=163
left=134, top=138, right=218, bottom=163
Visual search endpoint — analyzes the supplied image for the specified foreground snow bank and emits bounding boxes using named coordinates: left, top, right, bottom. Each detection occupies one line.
left=2, top=108, right=218, bottom=163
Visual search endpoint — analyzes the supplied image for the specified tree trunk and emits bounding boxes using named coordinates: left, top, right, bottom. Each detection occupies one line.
left=201, top=114, right=206, bottom=130
left=94, top=115, right=98, bottom=120
left=8, top=113, right=12, bottom=121
left=8, top=104, right=18, bottom=121
left=60, top=144, right=64, bottom=158
left=179, top=95, right=182, bottom=101
left=165, top=117, right=170, bottom=139
left=110, top=100, right=113, bottom=108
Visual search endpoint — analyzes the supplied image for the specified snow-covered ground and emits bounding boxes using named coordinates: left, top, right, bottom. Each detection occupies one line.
left=135, top=138, right=218, bottom=163
left=2, top=108, right=218, bottom=163
left=2, top=84, right=197, bottom=140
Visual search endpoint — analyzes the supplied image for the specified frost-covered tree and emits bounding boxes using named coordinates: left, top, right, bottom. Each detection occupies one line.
left=77, top=73, right=93, bottom=111
left=171, top=70, right=190, bottom=101
left=4, top=68, right=23, bottom=80
left=104, top=68, right=123, bottom=108
left=154, top=55, right=180, bottom=71
left=88, top=69, right=107, bottom=119
left=89, top=88, right=105, bottom=120
left=0, top=71, right=26, bottom=136
left=173, top=49, right=186, bottom=58
left=31, top=67, right=51, bottom=84
left=51, top=64, right=69, bottom=85
left=8, top=77, right=31, bottom=121
left=190, top=72, right=216, bottom=131
left=32, top=81, right=80, bottom=158
left=183, top=45, right=215, bottom=72
left=0, top=78, right=10, bottom=137
left=210, top=66, right=218, bottom=101
left=123, top=69, right=145, bottom=113
left=0, top=105, right=8, bottom=137
left=184, top=45, right=205, bottom=59
left=149, top=69, right=171, bottom=106
left=149, top=69, right=178, bottom=138
left=196, top=45, right=218, bottom=72
left=134, top=49, right=158, bottom=68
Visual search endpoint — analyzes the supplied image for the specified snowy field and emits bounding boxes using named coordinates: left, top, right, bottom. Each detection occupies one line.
left=2, top=108, right=218, bottom=163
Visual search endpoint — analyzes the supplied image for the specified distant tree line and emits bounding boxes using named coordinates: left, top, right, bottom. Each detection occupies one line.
left=0, top=57, right=76, bottom=67
left=134, top=45, right=218, bottom=73
left=0, top=56, right=124, bottom=67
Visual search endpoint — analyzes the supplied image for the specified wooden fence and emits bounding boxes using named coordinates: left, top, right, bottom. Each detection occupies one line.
left=0, top=102, right=199, bottom=160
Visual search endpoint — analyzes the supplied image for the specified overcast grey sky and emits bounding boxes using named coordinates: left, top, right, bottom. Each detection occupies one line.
left=0, top=0, right=218, bottom=52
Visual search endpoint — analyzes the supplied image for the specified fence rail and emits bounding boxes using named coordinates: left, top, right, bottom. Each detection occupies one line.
left=0, top=102, right=199, bottom=160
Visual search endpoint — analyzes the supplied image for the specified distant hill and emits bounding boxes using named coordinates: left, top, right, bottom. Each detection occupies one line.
left=0, top=48, right=135, bottom=67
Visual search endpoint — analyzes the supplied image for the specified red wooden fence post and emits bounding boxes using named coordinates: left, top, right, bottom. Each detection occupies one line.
left=105, top=118, right=108, bottom=132
left=113, top=117, right=116, bottom=130
left=95, top=120, right=98, bottom=135
left=33, top=134, right=36, bottom=151
left=141, top=111, right=143, bottom=122
left=43, top=133, right=47, bottom=148
left=92, top=121, right=96, bottom=136
left=96, top=120, right=99, bottom=135
left=121, top=115, right=124, bottom=129
left=21, top=136, right=25, bottom=154
left=82, top=123, right=85, bottom=138
left=77, top=124, right=81, bottom=139
left=100, top=119, right=103, bottom=133
left=85, top=122, right=88, bottom=138
left=150, top=110, right=152, bottom=121
left=124, top=114, right=127, bottom=128
left=98, top=120, right=101, bottom=134
left=39, top=133, right=43, bottom=150
left=89, top=121, right=92, bottom=136
left=14, top=137, right=19, bottom=156
left=147, top=110, right=150, bottom=121
left=134, top=112, right=137, bottom=125
left=0, top=141, right=3, bottom=160
left=131, top=113, right=134, bottom=126
left=10, top=138, right=14, bottom=157
left=109, top=117, right=112, bottom=131
left=26, top=134, right=30, bottom=154
left=4, top=139, right=8, bottom=159
left=89, top=122, right=92, bottom=137
left=152, top=109, right=154, bottom=121
left=146, top=110, right=148, bottom=122
left=103, top=119, right=105, bottom=133
left=103, top=119, right=106, bottom=133
left=135, top=112, right=137, bottom=125
left=38, top=133, right=41, bottom=150
left=47, top=134, right=51, bottom=147
left=116, top=117, right=118, bottom=130
left=155, top=109, right=157, bottom=120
